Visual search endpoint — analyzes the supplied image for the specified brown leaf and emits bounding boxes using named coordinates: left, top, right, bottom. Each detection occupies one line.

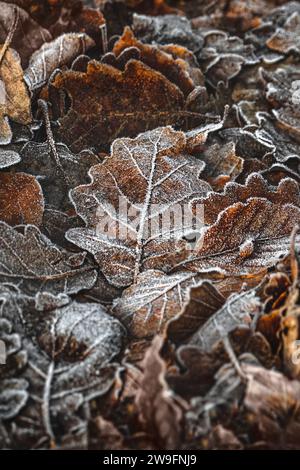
left=125, top=0, right=179, bottom=15
left=0, top=222, right=97, bottom=296
left=112, top=27, right=203, bottom=97
left=52, top=58, right=186, bottom=152
left=200, top=142, right=244, bottom=191
left=198, top=173, right=300, bottom=225
left=89, top=416, right=125, bottom=450
left=198, top=29, right=258, bottom=87
left=0, top=2, right=52, bottom=67
left=184, top=198, right=300, bottom=277
left=188, top=288, right=261, bottom=352
left=0, top=172, right=44, bottom=226
left=2, top=1, right=105, bottom=49
left=267, top=11, right=300, bottom=54
left=66, top=126, right=211, bottom=287
left=264, top=65, right=300, bottom=140
left=113, top=270, right=225, bottom=338
left=135, top=335, right=183, bottom=450
left=132, top=12, right=203, bottom=52
left=243, top=363, right=300, bottom=448
left=0, top=47, right=32, bottom=144
left=206, top=425, right=243, bottom=450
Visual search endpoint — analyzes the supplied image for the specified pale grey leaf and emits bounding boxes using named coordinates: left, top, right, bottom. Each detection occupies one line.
left=24, top=33, right=95, bottom=90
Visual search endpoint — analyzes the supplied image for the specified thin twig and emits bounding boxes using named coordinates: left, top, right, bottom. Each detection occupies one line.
left=100, top=23, right=108, bottom=54
left=38, top=99, right=71, bottom=186
left=221, top=332, right=248, bottom=383
left=290, top=224, right=299, bottom=288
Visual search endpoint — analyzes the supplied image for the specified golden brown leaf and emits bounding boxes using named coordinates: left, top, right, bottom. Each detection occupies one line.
left=0, top=47, right=32, bottom=144
left=0, top=172, right=44, bottom=226
left=52, top=59, right=185, bottom=152
left=113, top=27, right=203, bottom=96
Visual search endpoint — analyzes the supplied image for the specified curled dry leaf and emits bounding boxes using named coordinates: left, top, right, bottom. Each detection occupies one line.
left=200, top=142, right=244, bottom=191
left=134, top=335, right=183, bottom=450
left=0, top=172, right=44, bottom=226
left=198, top=30, right=258, bottom=87
left=254, top=112, right=300, bottom=163
left=0, top=47, right=32, bottom=145
left=112, top=27, right=203, bottom=97
left=0, top=2, right=52, bottom=67
left=267, top=11, right=300, bottom=54
left=24, top=32, right=96, bottom=91
left=199, top=173, right=300, bottom=225
left=264, top=66, right=300, bottom=139
left=67, top=126, right=211, bottom=287
left=132, top=13, right=204, bottom=52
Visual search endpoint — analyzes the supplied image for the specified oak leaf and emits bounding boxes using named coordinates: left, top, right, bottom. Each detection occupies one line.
left=52, top=59, right=186, bottom=152
left=67, top=126, right=211, bottom=287
left=112, top=27, right=203, bottom=97
left=198, top=173, right=300, bottom=225
left=113, top=270, right=225, bottom=338
left=185, top=198, right=300, bottom=277
left=0, top=299, right=124, bottom=448
left=0, top=2, right=52, bottom=67
left=0, top=47, right=32, bottom=145
left=19, top=141, right=100, bottom=210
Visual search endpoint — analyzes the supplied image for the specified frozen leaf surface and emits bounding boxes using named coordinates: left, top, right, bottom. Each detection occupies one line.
left=0, top=222, right=97, bottom=296
left=67, top=126, right=211, bottom=287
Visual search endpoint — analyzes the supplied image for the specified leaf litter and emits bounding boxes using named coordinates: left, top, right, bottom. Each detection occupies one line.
left=1, top=0, right=300, bottom=450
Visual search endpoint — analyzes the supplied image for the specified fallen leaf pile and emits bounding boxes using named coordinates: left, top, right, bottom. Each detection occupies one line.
left=1, top=0, right=300, bottom=450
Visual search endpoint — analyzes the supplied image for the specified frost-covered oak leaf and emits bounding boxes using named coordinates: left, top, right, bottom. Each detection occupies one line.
left=67, top=126, right=211, bottom=287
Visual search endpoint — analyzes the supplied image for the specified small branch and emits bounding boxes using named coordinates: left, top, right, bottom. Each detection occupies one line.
left=38, top=99, right=71, bottom=187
